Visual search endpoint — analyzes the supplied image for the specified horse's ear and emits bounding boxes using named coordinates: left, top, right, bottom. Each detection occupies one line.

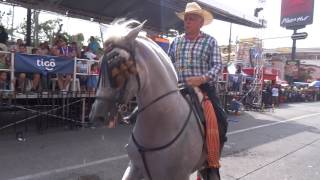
left=125, top=20, right=147, bottom=42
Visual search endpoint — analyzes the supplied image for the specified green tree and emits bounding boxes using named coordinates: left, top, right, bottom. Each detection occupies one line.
left=0, top=10, right=6, bottom=26
left=34, top=18, right=63, bottom=44
left=16, top=16, right=73, bottom=45
left=71, top=33, right=85, bottom=48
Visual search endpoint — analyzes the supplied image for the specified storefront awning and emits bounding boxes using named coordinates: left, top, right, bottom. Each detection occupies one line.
left=243, top=67, right=278, bottom=82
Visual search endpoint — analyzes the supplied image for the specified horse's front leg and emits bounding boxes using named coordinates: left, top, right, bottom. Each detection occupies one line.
left=122, top=161, right=144, bottom=180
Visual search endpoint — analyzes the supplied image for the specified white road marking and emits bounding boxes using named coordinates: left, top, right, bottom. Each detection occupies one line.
left=8, top=154, right=128, bottom=180
left=228, top=112, right=320, bottom=135
left=9, top=112, right=320, bottom=180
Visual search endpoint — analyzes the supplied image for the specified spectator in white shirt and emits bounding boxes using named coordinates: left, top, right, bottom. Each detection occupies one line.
left=272, top=85, right=279, bottom=107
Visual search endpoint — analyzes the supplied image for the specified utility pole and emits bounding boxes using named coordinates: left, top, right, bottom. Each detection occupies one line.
left=227, top=23, right=232, bottom=63
left=11, top=5, right=15, bottom=41
left=26, top=8, right=32, bottom=46
left=99, top=22, right=104, bottom=45
left=33, top=10, right=39, bottom=47
left=291, top=29, right=308, bottom=81
left=291, top=29, right=298, bottom=80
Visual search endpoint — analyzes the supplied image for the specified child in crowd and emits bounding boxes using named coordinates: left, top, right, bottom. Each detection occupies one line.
left=0, top=71, right=8, bottom=90
left=77, top=60, right=88, bottom=91
left=86, top=63, right=99, bottom=91
left=56, top=39, right=73, bottom=91
left=15, top=44, right=30, bottom=92
left=0, top=72, right=9, bottom=103
left=10, top=39, right=23, bottom=52
left=0, top=43, right=9, bottom=69
left=88, top=36, right=101, bottom=54
left=230, top=96, right=241, bottom=115
left=30, top=48, right=42, bottom=91
left=71, top=42, right=81, bottom=58
left=39, top=42, right=50, bottom=56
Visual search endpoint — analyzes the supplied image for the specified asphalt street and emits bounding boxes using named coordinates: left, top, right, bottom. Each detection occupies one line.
left=0, top=102, right=319, bottom=180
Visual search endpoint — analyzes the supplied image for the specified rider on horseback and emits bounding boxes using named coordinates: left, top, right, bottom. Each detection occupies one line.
left=168, top=2, right=228, bottom=179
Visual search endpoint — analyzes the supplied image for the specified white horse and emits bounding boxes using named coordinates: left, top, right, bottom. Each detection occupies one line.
left=89, top=19, right=220, bottom=180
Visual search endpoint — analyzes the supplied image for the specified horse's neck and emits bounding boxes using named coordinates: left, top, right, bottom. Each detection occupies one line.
left=135, top=39, right=178, bottom=108
left=134, top=74, right=189, bottom=146
left=132, top=39, right=190, bottom=145
left=135, top=93, right=189, bottom=146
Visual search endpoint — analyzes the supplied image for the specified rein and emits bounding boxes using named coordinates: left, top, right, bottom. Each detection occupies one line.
left=96, top=44, right=140, bottom=103
left=131, top=90, right=194, bottom=180
left=98, top=44, right=195, bottom=180
left=136, top=89, right=178, bottom=114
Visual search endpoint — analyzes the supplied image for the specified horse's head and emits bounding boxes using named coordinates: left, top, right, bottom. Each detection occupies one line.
left=89, top=20, right=144, bottom=122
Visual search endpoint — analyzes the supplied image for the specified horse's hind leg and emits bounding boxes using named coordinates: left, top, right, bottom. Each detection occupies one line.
left=199, top=168, right=220, bottom=180
left=122, top=161, right=143, bottom=180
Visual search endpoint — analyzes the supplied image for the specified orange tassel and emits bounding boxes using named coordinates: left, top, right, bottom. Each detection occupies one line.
left=202, top=94, right=220, bottom=168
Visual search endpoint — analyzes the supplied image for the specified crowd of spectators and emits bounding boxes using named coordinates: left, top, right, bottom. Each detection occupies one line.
left=280, top=86, right=319, bottom=102
left=0, top=25, right=102, bottom=93
left=226, top=76, right=320, bottom=114
left=262, top=83, right=319, bottom=108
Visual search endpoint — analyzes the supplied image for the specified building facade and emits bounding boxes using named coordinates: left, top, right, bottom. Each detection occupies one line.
left=263, top=48, right=320, bottom=82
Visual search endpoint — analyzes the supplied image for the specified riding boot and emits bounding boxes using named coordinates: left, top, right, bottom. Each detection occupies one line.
left=210, top=168, right=221, bottom=180
left=207, top=168, right=221, bottom=180
left=199, top=168, right=221, bottom=180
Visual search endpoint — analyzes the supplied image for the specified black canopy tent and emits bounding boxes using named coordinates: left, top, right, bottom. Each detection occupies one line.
left=4, top=0, right=264, bottom=33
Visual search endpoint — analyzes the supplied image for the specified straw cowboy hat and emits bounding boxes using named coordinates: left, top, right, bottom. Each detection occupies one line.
left=176, top=2, right=214, bottom=25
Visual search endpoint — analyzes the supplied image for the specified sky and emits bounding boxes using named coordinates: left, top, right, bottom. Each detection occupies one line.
left=0, top=0, right=319, bottom=49
left=202, top=0, right=319, bottom=48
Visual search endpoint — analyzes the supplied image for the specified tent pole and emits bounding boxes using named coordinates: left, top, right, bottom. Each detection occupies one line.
left=26, top=8, right=32, bottom=46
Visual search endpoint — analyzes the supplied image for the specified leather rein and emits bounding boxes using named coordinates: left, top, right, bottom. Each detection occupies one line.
left=99, top=44, right=196, bottom=180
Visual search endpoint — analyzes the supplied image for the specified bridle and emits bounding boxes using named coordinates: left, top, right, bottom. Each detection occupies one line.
left=96, top=44, right=140, bottom=104
left=98, top=43, right=196, bottom=180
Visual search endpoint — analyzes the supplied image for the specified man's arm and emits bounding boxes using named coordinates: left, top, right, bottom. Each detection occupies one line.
left=205, top=39, right=222, bottom=80
left=167, top=39, right=176, bottom=63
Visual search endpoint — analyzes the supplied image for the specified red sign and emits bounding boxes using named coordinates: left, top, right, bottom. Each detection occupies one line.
left=280, top=0, right=314, bottom=28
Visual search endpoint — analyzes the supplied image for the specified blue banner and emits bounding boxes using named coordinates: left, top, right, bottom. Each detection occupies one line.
left=15, top=53, right=74, bottom=75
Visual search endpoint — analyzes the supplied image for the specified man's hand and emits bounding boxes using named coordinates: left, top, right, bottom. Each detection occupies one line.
left=186, top=76, right=208, bottom=87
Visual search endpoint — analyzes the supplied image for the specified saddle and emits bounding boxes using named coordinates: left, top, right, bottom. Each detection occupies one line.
left=124, top=85, right=222, bottom=168
left=179, top=85, right=206, bottom=127
left=180, top=85, right=221, bottom=168
left=124, top=85, right=227, bottom=146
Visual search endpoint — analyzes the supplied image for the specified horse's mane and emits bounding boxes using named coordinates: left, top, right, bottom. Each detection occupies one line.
left=137, top=36, right=178, bottom=82
left=103, top=18, right=144, bottom=44
left=102, top=19, right=178, bottom=82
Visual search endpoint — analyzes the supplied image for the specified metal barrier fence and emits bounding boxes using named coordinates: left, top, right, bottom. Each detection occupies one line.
left=0, top=91, right=97, bottom=139
left=0, top=51, right=101, bottom=137
left=0, top=50, right=15, bottom=91
left=0, top=50, right=99, bottom=92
